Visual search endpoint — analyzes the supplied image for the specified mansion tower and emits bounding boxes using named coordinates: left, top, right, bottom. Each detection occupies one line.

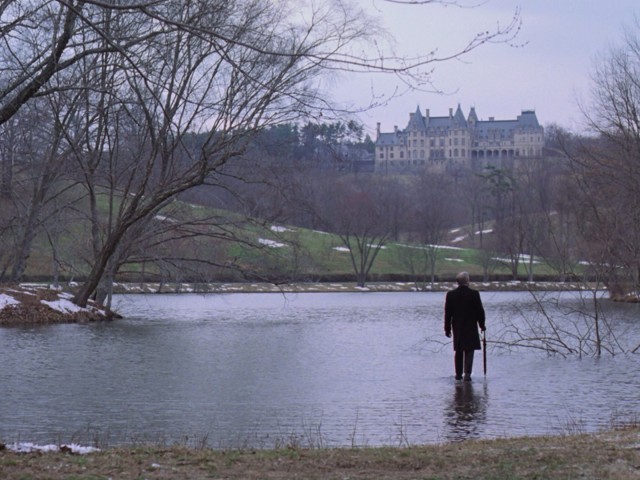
left=375, top=105, right=544, bottom=172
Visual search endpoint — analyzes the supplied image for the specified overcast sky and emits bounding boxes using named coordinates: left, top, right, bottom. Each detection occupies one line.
left=335, top=0, right=639, bottom=138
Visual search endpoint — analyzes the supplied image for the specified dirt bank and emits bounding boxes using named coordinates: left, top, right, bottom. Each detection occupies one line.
left=0, top=284, right=112, bottom=326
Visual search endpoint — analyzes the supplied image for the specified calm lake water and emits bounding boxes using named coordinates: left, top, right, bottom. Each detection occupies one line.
left=0, top=291, right=638, bottom=448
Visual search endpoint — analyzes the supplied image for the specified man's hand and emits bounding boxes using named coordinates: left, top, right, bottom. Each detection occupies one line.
left=481, top=326, right=486, bottom=332
left=445, top=331, right=451, bottom=338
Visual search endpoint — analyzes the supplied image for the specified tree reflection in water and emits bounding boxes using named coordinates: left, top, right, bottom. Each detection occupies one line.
left=444, top=381, right=488, bottom=442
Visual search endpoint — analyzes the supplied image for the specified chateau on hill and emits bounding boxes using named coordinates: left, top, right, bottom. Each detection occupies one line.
left=375, top=105, right=544, bottom=172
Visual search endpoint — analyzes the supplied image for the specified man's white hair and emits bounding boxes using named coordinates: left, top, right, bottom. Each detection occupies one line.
left=456, top=271, right=470, bottom=285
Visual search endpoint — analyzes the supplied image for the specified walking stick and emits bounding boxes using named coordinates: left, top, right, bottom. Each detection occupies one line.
left=482, top=330, right=487, bottom=376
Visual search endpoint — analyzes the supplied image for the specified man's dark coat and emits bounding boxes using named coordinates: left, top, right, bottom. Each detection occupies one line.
left=444, top=285, right=486, bottom=351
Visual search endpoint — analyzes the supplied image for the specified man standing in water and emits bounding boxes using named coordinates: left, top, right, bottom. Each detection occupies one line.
left=444, top=272, right=486, bottom=381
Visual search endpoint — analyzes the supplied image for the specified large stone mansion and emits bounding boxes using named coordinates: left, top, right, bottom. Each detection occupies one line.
left=375, top=104, right=544, bottom=172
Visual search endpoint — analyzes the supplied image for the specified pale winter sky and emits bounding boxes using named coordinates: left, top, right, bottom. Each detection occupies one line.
left=332, top=0, right=640, bottom=138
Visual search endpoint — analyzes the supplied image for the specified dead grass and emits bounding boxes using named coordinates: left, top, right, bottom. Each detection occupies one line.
left=1, top=428, right=638, bottom=479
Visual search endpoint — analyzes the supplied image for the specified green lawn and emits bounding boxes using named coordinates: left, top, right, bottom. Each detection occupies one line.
left=15, top=195, right=567, bottom=283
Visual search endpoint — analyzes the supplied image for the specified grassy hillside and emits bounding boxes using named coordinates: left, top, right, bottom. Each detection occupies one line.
left=12, top=195, right=565, bottom=284
left=240, top=223, right=563, bottom=282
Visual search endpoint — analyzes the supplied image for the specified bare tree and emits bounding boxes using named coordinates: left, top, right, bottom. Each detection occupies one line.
left=478, top=165, right=524, bottom=278
left=529, top=142, right=580, bottom=283
left=570, top=23, right=640, bottom=298
left=315, top=175, right=400, bottom=287
left=401, top=172, right=451, bottom=288
left=69, top=0, right=327, bottom=306
left=460, top=171, right=492, bottom=249
left=0, top=1, right=521, bottom=127
left=490, top=285, right=636, bottom=358
left=0, top=0, right=522, bottom=304
left=0, top=93, right=83, bottom=282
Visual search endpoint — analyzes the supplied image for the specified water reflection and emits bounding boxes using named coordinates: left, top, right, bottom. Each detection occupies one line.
left=444, top=381, right=488, bottom=442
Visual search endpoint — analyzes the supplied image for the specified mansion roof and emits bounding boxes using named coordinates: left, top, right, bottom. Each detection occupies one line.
left=376, top=105, right=542, bottom=146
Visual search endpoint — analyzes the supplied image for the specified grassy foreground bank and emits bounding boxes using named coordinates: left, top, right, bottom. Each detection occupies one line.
left=1, top=428, right=639, bottom=479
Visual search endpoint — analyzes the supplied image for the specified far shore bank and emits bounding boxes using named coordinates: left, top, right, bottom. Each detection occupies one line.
left=0, top=280, right=611, bottom=326
left=108, top=279, right=601, bottom=295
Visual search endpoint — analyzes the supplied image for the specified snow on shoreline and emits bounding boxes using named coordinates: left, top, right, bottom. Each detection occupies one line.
left=0, top=285, right=109, bottom=325
left=0, top=293, right=20, bottom=309
left=42, top=297, right=86, bottom=314
left=6, top=442, right=99, bottom=454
